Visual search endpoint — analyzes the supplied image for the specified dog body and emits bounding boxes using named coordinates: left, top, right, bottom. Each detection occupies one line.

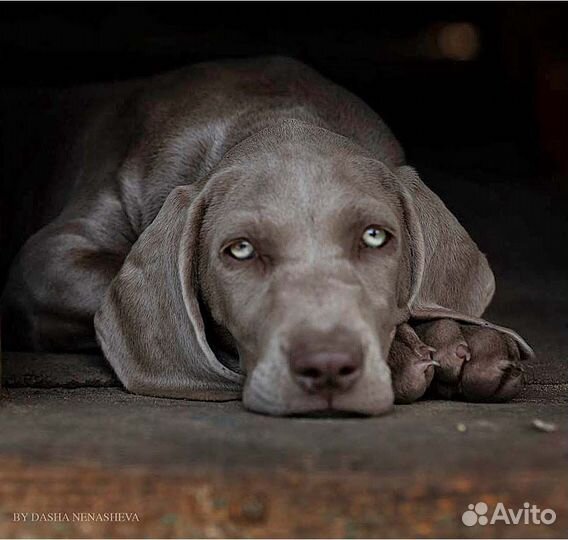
left=2, top=56, right=531, bottom=415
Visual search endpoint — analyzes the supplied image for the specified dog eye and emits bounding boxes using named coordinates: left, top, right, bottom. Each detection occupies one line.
left=225, top=239, right=256, bottom=260
left=361, top=226, right=389, bottom=248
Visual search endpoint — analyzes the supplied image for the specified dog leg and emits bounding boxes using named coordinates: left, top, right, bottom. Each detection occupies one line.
left=2, top=219, right=128, bottom=351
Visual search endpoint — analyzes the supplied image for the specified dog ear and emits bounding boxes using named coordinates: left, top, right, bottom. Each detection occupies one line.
left=394, top=165, right=534, bottom=358
left=94, top=185, right=244, bottom=400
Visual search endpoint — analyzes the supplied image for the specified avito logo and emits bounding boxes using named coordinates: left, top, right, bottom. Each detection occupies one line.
left=462, top=502, right=556, bottom=527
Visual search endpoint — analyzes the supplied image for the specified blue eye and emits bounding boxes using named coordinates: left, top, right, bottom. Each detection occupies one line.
left=362, top=227, right=389, bottom=248
left=227, top=239, right=256, bottom=260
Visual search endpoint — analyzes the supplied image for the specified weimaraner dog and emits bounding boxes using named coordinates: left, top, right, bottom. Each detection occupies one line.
left=2, top=56, right=533, bottom=415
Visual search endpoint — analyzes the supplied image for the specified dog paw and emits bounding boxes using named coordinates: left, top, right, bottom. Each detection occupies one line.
left=416, top=319, right=524, bottom=402
left=389, top=323, right=438, bottom=404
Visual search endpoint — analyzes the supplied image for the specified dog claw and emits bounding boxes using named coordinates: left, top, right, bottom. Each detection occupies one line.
left=414, top=344, right=436, bottom=361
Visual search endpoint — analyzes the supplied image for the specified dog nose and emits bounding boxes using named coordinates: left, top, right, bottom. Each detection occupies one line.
left=289, top=349, right=363, bottom=394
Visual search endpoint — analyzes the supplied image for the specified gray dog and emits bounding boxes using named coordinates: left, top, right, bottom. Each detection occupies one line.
left=2, top=56, right=533, bottom=415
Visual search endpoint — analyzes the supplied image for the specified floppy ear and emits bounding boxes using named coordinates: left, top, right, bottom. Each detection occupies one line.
left=395, top=165, right=534, bottom=358
left=94, top=185, right=244, bottom=400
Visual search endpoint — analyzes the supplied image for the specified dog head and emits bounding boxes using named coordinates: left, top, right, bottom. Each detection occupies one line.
left=195, top=122, right=416, bottom=415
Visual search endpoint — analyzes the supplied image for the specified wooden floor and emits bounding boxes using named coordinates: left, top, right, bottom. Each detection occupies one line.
left=0, top=381, right=566, bottom=538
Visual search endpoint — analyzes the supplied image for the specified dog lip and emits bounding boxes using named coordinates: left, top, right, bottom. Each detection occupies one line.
left=285, top=396, right=391, bottom=418
left=287, top=409, right=373, bottom=419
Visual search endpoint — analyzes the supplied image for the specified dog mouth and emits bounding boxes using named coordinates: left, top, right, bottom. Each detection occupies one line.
left=287, top=409, right=372, bottom=419
left=284, top=392, right=392, bottom=418
left=244, top=387, right=395, bottom=417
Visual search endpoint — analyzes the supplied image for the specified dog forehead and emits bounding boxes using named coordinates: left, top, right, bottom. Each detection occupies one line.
left=216, top=141, right=397, bottom=214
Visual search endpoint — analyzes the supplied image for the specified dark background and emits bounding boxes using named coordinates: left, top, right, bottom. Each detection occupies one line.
left=2, top=2, right=568, bottom=289
left=2, top=3, right=568, bottom=168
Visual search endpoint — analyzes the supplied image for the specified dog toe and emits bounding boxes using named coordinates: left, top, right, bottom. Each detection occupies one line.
left=460, top=327, right=524, bottom=401
left=416, top=319, right=470, bottom=383
left=389, top=328, right=437, bottom=404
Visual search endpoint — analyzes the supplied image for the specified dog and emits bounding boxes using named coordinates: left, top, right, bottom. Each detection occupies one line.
left=2, top=56, right=533, bottom=415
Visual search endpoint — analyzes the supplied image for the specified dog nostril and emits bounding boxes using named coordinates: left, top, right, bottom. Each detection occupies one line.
left=289, top=348, right=363, bottom=395
left=300, top=367, right=323, bottom=379
left=338, top=365, right=356, bottom=376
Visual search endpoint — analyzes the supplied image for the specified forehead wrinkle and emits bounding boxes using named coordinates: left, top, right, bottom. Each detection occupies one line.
left=217, top=209, right=289, bottom=245
left=221, top=167, right=332, bottom=233
left=334, top=198, right=401, bottom=232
